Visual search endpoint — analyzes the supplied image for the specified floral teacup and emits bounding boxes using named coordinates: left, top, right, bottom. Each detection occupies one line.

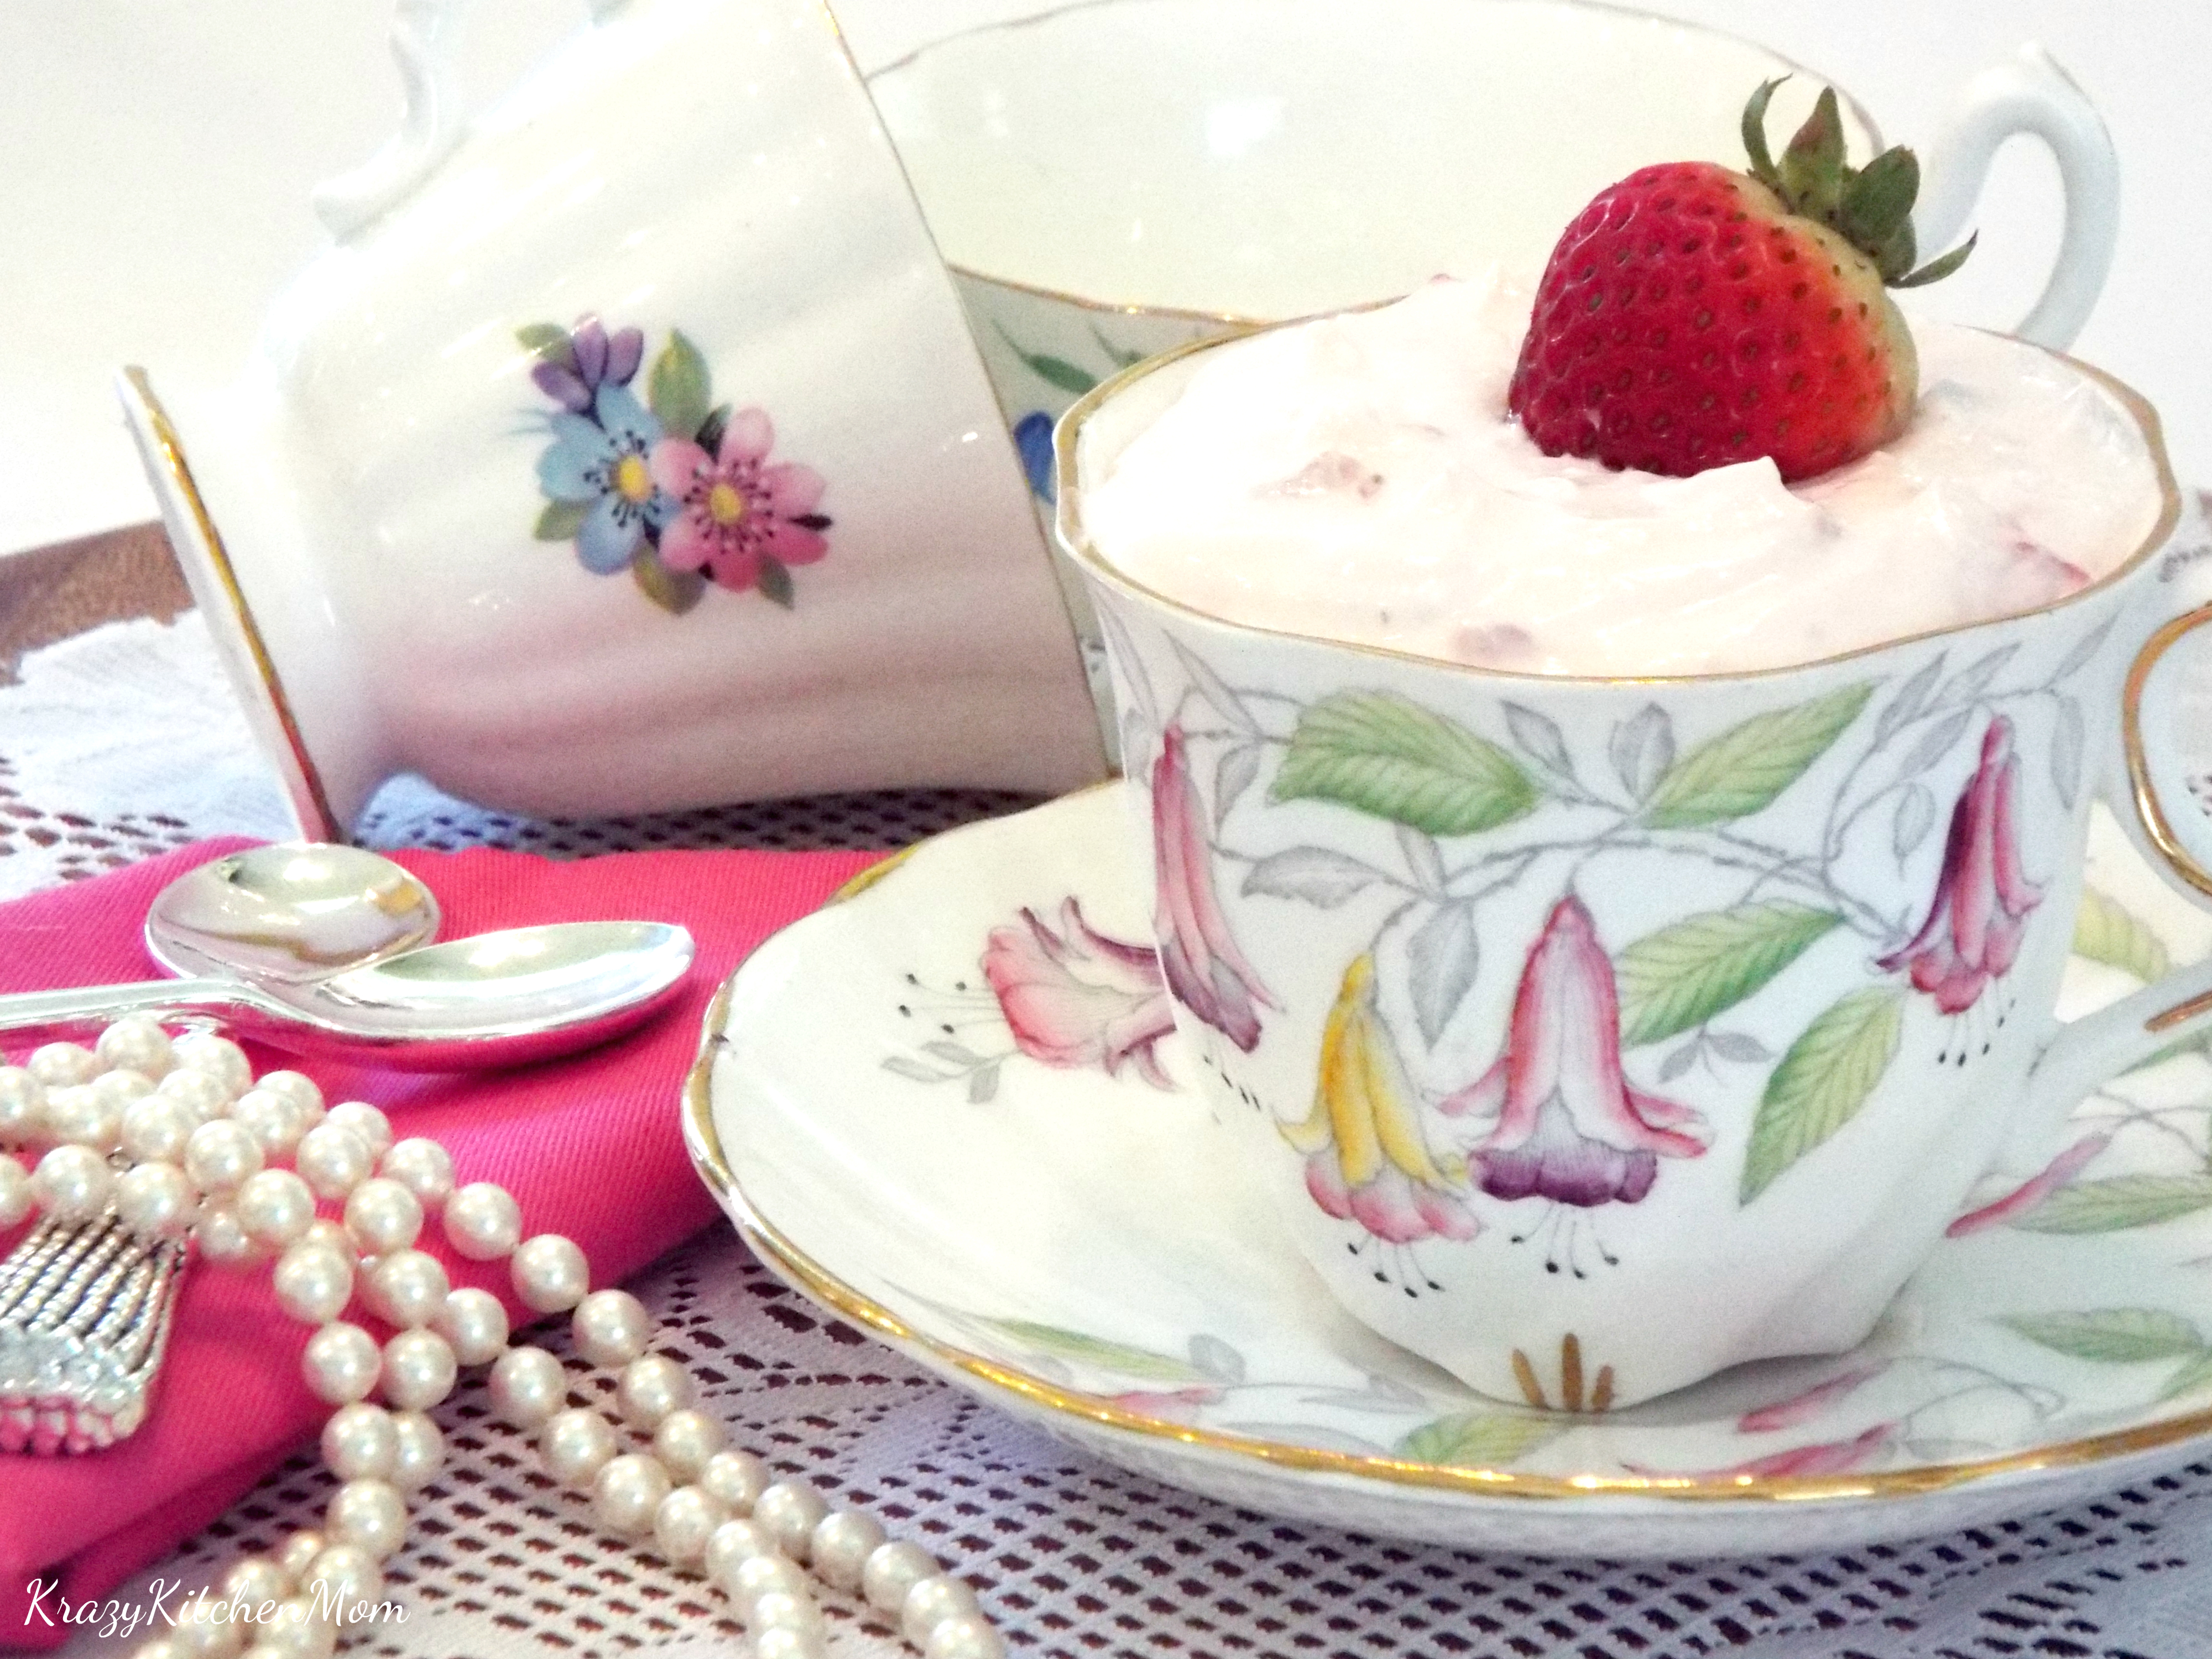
left=1052, top=338, right=2212, bottom=1410
left=872, top=0, right=2120, bottom=748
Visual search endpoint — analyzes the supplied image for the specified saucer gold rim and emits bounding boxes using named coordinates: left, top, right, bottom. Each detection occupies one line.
left=682, top=794, right=2212, bottom=1509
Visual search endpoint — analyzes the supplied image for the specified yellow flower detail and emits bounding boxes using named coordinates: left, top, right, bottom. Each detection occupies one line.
left=1285, top=954, right=1477, bottom=1244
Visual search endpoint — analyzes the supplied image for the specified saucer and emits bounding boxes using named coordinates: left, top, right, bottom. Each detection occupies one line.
left=685, top=785, right=2212, bottom=1558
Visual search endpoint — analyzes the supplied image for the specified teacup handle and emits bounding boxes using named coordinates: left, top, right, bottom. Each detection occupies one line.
left=2009, top=601, right=2212, bottom=1165
left=312, top=0, right=630, bottom=239
left=1913, top=43, right=2117, bottom=350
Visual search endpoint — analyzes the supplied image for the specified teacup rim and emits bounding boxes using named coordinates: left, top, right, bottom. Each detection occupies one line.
left=1053, top=319, right=2184, bottom=689
left=868, top=0, right=1882, bottom=325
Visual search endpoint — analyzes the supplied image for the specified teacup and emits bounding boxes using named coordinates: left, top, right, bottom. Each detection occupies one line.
left=874, top=0, right=2119, bottom=728
left=1053, top=332, right=2212, bottom=1410
left=121, top=0, right=1108, bottom=838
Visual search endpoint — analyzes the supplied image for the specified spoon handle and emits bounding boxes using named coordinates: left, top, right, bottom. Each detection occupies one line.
left=0, top=979, right=267, bottom=1046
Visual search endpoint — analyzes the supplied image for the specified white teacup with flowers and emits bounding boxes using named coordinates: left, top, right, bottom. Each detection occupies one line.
left=1052, top=93, right=2212, bottom=1410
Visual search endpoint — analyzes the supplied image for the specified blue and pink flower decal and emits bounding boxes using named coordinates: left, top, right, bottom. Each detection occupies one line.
left=521, top=316, right=831, bottom=615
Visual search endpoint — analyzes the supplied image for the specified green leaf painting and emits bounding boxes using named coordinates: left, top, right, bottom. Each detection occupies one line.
left=1740, top=986, right=1902, bottom=1203
left=534, top=499, right=589, bottom=542
left=630, top=549, right=705, bottom=616
left=648, top=328, right=712, bottom=443
left=1644, top=684, right=1874, bottom=830
left=2159, top=1350, right=2212, bottom=1401
left=515, top=321, right=577, bottom=371
left=2002, top=1308, right=2206, bottom=1364
left=2007, top=1175, right=2212, bottom=1235
left=757, top=555, right=795, bottom=611
left=1616, top=902, right=1842, bottom=1047
left=981, top=1317, right=1209, bottom=1385
left=994, top=325, right=1099, bottom=397
left=1271, top=692, right=1539, bottom=837
left=2073, top=888, right=2171, bottom=984
left=1395, top=1411, right=1563, bottom=1469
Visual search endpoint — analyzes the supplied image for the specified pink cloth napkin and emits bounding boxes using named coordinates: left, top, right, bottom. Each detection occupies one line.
left=0, top=837, right=881, bottom=1649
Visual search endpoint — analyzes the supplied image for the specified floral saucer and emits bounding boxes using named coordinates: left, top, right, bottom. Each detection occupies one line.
left=685, top=785, right=2212, bottom=1558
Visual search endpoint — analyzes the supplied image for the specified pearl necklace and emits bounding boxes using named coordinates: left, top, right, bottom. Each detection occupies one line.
left=0, top=1016, right=1005, bottom=1659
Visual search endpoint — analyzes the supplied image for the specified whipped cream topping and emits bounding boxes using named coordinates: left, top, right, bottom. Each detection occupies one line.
left=1079, top=271, right=2163, bottom=677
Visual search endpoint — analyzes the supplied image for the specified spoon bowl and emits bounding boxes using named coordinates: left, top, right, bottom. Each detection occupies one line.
left=145, top=843, right=439, bottom=984
left=0, top=922, right=696, bottom=1071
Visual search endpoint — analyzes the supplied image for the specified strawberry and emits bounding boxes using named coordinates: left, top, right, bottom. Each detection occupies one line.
left=1506, top=81, right=1974, bottom=482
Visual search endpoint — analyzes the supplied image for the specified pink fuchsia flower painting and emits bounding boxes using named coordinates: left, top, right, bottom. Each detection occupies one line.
left=1442, top=896, right=1710, bottom=1207
left=981, top=899, right=1175, bottom=1089
left=1284, top=954, right=1480, bottom=1244
left=1878, top=716, right=2045, bottom=1015
left=1152, top=724, right=1276, bottom=1051
left=652, top=408, right=831, bottom=596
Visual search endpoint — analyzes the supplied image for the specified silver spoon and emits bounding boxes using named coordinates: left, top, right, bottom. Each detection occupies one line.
left=0, top=921, right=696, bottom=1071
left=143, top=843, right=441, bottom=985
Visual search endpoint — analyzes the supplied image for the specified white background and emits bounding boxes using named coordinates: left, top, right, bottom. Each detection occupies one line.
left=1, top=0, right=2205, bottom=556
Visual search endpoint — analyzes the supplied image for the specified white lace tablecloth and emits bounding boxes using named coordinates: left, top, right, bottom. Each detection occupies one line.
left=12, top=611, right=2212, bottom=1659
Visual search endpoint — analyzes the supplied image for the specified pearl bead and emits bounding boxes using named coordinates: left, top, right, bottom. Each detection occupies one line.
left=864, top=1539, right=940, bottom=1614
left=154, top=1064, right=229, bottom=1124
left=488, top=1345, right=567, bottom=1429
left=229, top=1089, right=301, bottom=1158
left=169, top=1594, right=244, bottom=1658
left=902, top=1575, right=983, bottom=1648
left=301, top=1542, right=383, bottom=1607
left=274, top=1244, right=354, bottom=1326
left=95, top=1014, right=174, bottom=1077
left=651, top=1485, right=727, bottom=1568
left=325, top=1478, right=407, bottom=1560
left=810, top=1509, right=885, bottom=1594
left=753, top=1629, right=829, bottom=1659
left=615, top=1354, right=693, bottom=1430
left=703, top=1517, right=776, bottom=1592
left=320, top=1402, right=398, bottom=1481
left=219, top=1555, right=290, bottom=1613
left=121, top=1093, right=196, bottom=1164
left=442, top=1181, right=521, bottom=1260
left=171, top=1031, right=252, bottom=1099
left=539, top=1407, right=619, bottom=1489
left=302, top=1323, right=382, bottom=1405
left=323, top=1101, right=392, bottom=1161
left=730, top=1553, right=810, bottom=1618
left=389, top=1410, right=444, bottom=1494
left=592, top=1452, right=672, bottom=1538
left=755, top=1479, right=829, bottom=1560
left=234, top=1168, right=316, bottom=1250
left=651, top=1408, right=726, bottom=1480
left=366, top=1249, right=449, bottom=1328
left=30, top=1143, right=113, bottom=1223
left=379, top=1138, right=453, bottom=1209
left=698, top=1448, right=768, bottom=1515
left=259, top=1597, right=338, bottom=1659
left=753, top=1594, right=828, bottom=1643
left=511, top=1233, right=589, bottom=1313
left=295, top=1124, right=372, bottom=1202
left=27, top=1041, right=99, bottom=1088
left=115, top=1160, right=199, bottom=1240
left=343, top=1178, right=422, bottom=1254
left=435, top=1287, right=509, bottom=1365
left=255, top=1070, right=325, bottom=1123
left=43, top=1084, right=122, bottom=1152
left=925, top=1616, right=1008, bottom=1659
left=195, top=1204, right=267, bottom=1269
left=380, top=1328, right=458, bottom=1411
left=0, top=1157, right=30, bottom=1229
left=90, top=1066, right=153, bottom=1112
left=273, top=1530, right=326, bottom=1580
left=185, top=1118, right=262, bottom=1195
left=0, top=1067, right=44, bottom=1142
left=571, top=1288, right=654, bottom=1367
left=298, top=1218, right=356, bottom=1262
